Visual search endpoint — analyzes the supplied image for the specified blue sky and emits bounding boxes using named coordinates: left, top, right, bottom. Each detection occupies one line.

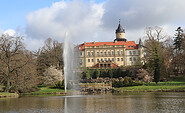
left=0, top=0, right=185, bottom=50
left=0, top=0, right=65, bottom=30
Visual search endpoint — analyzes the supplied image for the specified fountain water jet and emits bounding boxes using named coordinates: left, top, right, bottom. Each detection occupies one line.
left=63, top=32, right=79, bottom=94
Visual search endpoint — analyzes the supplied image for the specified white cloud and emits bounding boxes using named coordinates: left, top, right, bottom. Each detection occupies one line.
left=23, top=0, right=185, bottom=50
left=4, top=29, right=16, bottom=36
left=24, top=37, right=44, bottom=51
left=26, top=0, right=104, bottom=45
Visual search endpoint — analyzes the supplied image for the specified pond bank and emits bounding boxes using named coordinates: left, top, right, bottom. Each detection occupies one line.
left=113, top=85, right=185, bottom=93
left=0, top=92, right=19, bottom=98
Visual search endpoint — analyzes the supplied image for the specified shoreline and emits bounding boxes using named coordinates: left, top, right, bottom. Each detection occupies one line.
left=1, top=89, right=185, bottom=98
left=113, top=89, right=185, bottom=93
left=0, top=92, right=19, bottom=98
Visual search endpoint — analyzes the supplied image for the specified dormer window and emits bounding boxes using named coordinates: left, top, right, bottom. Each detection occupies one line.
left=133, top=45, right=135, bottom=48
left=129, top=45, right=132, bottom=48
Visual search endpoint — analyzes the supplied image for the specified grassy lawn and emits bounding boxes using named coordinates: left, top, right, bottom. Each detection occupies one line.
left=115, top=76, right=185, bottom=92
left=0, top=92, right=15, bottom=96
left=25, top=87, right=65, bottom=95
left=0, top=92, right=19, bottom=98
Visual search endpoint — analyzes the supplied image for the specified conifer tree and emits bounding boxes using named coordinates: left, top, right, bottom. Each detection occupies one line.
left=173, top=27, right=184, bottom=75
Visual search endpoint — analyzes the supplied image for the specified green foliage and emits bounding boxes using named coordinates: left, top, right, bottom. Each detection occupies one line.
left=49, top=80, right=64, bottom=89
left=81, top=70, right=91, bottom=79
left=174, top=27, right=183, bottom=51
left=112, top=76, right=143, bottom=87
left=92, top=69, right=100, bottom=79
left=80, top=68, right=132, bottom=79
left=153, top=47, right=161, bottom=84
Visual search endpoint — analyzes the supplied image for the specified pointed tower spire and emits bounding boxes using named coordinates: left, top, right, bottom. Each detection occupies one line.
left=115, top=19, right=126, bottom=42
left=116, top=19, right=125, bottom=33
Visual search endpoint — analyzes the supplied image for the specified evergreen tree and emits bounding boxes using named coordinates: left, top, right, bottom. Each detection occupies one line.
left=174, top=27, right=183, bottom=51
left=153, top=47, right=161, bottom=84
left=173, top=27, right=184, bottom=75
left=92, top=69, right=100, bottom=79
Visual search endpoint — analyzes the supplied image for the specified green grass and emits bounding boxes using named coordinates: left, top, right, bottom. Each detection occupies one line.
left=115, top=76, right=185, bottom=92
left=115, top=85, right=185, bottom=92
left=0, top=92, right=19, bottom=98
left=0, top=92, right=15, bottom=96
left=25, top=87, right=65, bottom=95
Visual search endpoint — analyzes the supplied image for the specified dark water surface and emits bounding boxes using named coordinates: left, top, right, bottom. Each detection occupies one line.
left=0, top=92, right=185, bottom=113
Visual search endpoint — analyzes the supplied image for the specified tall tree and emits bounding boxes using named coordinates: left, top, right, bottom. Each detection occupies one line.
left=153, top=47, right=160, bottom=84
left=173, top=27, right=184, bottom=75
left=0, top=34, right=38, bottom=92
left=144, top=26, right=164, bottom=84
left=36, top=38, right=63, bottom=84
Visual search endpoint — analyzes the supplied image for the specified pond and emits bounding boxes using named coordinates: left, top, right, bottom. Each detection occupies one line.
left=0, top=92, right=185, bottom=113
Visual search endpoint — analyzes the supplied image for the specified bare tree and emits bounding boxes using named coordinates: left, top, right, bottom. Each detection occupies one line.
left=0, top=34, right=29, bottom=92
left=36, top=38, right=63, bottom=83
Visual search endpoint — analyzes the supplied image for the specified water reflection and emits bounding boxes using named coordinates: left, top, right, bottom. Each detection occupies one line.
left=0, top=92, right=185, bottom=113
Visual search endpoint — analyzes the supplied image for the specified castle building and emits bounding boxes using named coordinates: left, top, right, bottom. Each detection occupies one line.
left=78, top=21, right=144, bottom=68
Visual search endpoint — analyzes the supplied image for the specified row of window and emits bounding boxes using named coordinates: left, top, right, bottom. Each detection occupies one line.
left=129, top=51, right=136, bottom=55
left=80, top=50, right=137, bottom=56
left=86, top=57, right=137, bottom=63
left=87, top=51, right=124, bottom=56
left=87, top=58, right=124, bottom=62
left=130, top=57, right=136, bottom=61
left=129, top=45, right=136, bottom=48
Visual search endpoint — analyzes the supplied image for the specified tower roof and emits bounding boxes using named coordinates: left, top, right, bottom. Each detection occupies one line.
left=116, top=20, right=125, bottom=33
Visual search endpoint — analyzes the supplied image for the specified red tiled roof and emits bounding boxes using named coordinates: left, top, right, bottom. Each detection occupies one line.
left=78, top=41, right=138, bottom=51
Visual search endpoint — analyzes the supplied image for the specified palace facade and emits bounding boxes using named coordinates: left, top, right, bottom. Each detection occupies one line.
left=78, top=22, right=144, bottom=68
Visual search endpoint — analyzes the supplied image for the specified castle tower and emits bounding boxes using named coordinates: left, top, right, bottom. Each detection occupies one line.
left=115, top=20, right=127, bottom=42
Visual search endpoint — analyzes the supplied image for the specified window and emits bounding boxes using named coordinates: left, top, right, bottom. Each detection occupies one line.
left=129, top=45, right=132, bottom=48
left=133, top=51, right=136, bottom=54
left=108, top=58, right=110, bottom=61
left=105, top=58, right=107, bottom=61
left=97, top=59, right=99, bottom=62
left=80, top=52, right=82, bottom=56
left=88, top=59, right=90, bottom=62
left=117, top=58, right=120, bottom=61
left=97, top=52, right=99, bottom=55
left=133, top=45, right=135, bottom=48
left=88, top=52, right=90, bottom=56
left=121, top=58, right=123, bottom=61
left=112, top=58, right=114, bottom=61
left=129, top=51, right=132, bottom=55
left=91, top=52, right=93, bottom=56
left=104, top=51, right=106, bottom=55
left=117, top=51, right=120, bottom=55
left=80, top=59, right=82, bottom=65
left=130, top=57, right=132, bottom=61
left=121, top=51, right=123, bottom=55
left=101, top=52, right=103, bottom=55
left=92, top=59, right=94, bottom=62
left=133, top=57, right=136, bottom=61
left=101, top=59, right=103, bottom=61
left=108, top=51, right=110, bottom=55
left=112, top=51, right=114, bottom=55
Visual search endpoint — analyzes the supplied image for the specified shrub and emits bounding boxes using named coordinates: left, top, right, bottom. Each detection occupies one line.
left=49, top=80, right=64, bottom=89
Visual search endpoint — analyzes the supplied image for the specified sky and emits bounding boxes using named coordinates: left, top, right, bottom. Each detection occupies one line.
left=0, top=0, right=185, bottom=50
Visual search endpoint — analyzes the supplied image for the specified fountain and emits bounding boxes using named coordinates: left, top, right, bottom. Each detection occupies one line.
left=63, top=32, right=79, bottom=94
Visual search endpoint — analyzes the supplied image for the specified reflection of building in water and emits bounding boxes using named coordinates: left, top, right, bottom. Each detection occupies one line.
left=78, top=21, right=144, bottom=68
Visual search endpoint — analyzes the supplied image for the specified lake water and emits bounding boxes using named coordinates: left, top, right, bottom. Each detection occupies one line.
left=0, top=92, right=185, bottom=113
